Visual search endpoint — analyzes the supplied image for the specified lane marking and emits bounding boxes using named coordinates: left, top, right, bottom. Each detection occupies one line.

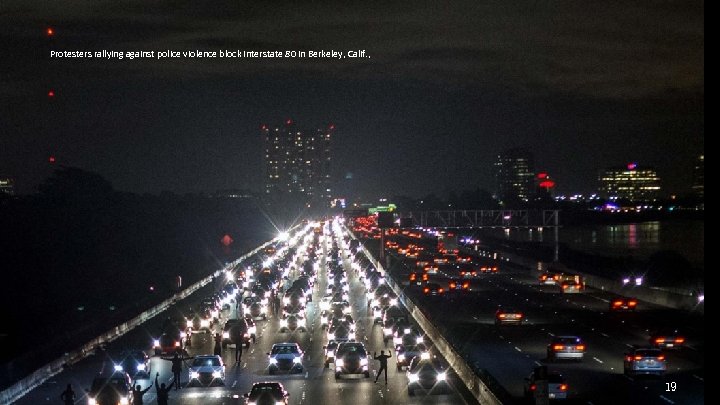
left=593, top=357, right=604, bottom=364
left=600, top=332, right=610, bottom=338
left=514, top=346, right=522, bottom=352
left=693, top=374, right=704, bottom=382
left=534, top=361, right=542, bottom=366
left=659, top=395, right=675, bottom=404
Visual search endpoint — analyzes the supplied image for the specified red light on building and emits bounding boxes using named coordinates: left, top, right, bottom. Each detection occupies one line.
left=46, top=27, right=55, bottom=37
left=285, top=118, right=292, bottom=125
left=627, top=162, right=637, bottom=170
left=221, top=234, right=234, bottom=247
left=48, top=90, right=55, bottom=98
left=261, top=124, right=267, bottom=130
left=329, top=124, right=335, bottom=130
left=48, top=155, right=56, bottom=163
left=537, top=172, right=548, bottom=179
left=539, top=180, right=555, bottom=189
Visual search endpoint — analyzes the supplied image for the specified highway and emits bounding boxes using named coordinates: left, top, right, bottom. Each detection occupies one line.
left=378, top=232, right=705, bottom=405
left=15, top=224, right=475, bottom=405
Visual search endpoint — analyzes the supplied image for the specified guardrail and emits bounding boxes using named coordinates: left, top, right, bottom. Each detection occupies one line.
left=1, top=239, right=276, bottom=404
left=345, top=227, right=503, bottom=405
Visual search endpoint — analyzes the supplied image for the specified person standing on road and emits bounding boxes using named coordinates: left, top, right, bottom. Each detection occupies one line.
left=161, top=352, right=192, bottom=390
left=214, top=332, right=223, bottom=356
left=155, top=372, right=175, bottom=405
left=60, top=383, right=75, bottom=405
left=373, top=350, right=392, bottom=384
left=131, top=381, right=153, bottom=405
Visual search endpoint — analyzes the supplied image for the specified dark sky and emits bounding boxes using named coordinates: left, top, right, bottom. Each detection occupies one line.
left=1, top=0, right=704, bottom=198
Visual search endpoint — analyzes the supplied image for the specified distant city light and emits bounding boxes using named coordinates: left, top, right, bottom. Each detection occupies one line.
left=47, top=90, right=55, bottom=98
left=48, top=155, right=56, bottom=163
left=627, top=162, right=638, bottom=170
left=634, top=277, right=643, bottom=286
left=622, top=277, right=630, bottom=285
left=698, top=294, right=704, bottom=303
left=46, top=27, right=54, bottom=36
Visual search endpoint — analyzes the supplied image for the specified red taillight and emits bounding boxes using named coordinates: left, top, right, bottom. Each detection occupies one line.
left=529, top=384, right=537, bottom=391
left=657, top=355, right=665, bottom=361
left=553, top=345, right=564, bottom=351
left=562, top=284, right=569, bottom=289
left=450, top=283, right=456, bottom=288
left=634, top=355, right=643, bottom=360
left=541, top=275, right=547, bottom=280
left=438, top=288, right=444, bottom=293
left=498, top=314, right=507, bottom=318
left=675, top=337, right=685, bottom=343
left=410, top=274, right=416, bottom=281
left=628, top=301, right=637, bottom=306
left=463, top=283, right=469, bottom=289
left=613, top=301, right=622, bottom=306
left=559, top=384, right=568, bottom=391
left=625, top=355, right=633, bottom=361
left=493, top=267, right=498, bottom=272
left=424, top=288, right=429, bottom=293
left=576, top=345, right=585, bottom=351
left=655, top=338, right=665, bottom=344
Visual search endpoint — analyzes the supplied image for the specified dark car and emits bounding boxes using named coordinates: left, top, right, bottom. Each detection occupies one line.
left=406, top=357, right=451, bottom=396
left=650, top=328, right=686, bottom=349
left=114, top=350, right=150, bottom=378
left=154, top=326, right=186, bottom=355
left=244, top=382, right=289, bottom=405
left=86, top=372, right=133, bottom=405
left=222, top=318, right=251, bottom=348
left=334, top=342, right=370, bottom=379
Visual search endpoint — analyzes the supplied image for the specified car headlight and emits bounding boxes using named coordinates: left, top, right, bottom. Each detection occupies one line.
left=120, top=398, right=129, bottom=405
left=390, top=298, right=398, bottom=306
left=421, top=352, right=430, bottom=360
left=269, top=358, right=278, bottom=364
left=335, top=359, right=344, bottom=367
left=360, top=358, right=368, bottom=366
left=249, top=326, right=256, bottom=334
left=327, top=333, right=335, bottom=340
left=374, top=310, right=381, bottom=318
left=293, top=356, right=302, bottom=363
left=416, top=336, right=424, bottom=343
left=180, top=332, right=187, bottom=338
left=223, top=332, right=230, bottom=339
left=393, top=337, right=402, bottom=345
left=300, top=297, right=306, bottom=304
left=327, top=350, right=334, bottom=357
left=297, top=318, right=305, bottom=326
left=280, top=319, right=288, bottom=327
left=136, top=364, right=146, bottom=371
left=153, top=339, right=160, bottom=348
left=114, top=364, right=123, bottom=372
left=244, top=307, right=251, bottom=314
left=372, top=300, right=379, bottom=307
left=398, top=354, right=405, bottom=360
left=384, top=328, right=393, bottom=335
left=175, top=341, right=181, bottom=347
left=404, top=328, right=411, bottom=334
left=88, top=398, right=97, bottom=405
left=200, top=319, right=210, bottom=328
left=212, top=370, right=222, bottom=378
left=283, top=297, right=290, bottom=304
left=190, top=371, right=199, bottom=379
left=343, top=306, right=351, bottom=314
left=248, top=402, right=256, bottom=405
left=265, top=291, right=271, bottom=298
left=408, top=373, right=419, bottom=383
left=437, top=372, right=446, bottom=381
left=321, top=316, right=328, bottom=323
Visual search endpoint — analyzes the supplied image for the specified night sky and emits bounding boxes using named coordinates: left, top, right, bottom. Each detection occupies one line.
left=1, top=1, right=704, bottom=198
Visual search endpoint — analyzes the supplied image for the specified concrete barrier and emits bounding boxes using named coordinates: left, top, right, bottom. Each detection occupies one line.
left=346, top=228, right=504, bottom=405
left=1, top=239, right=276, bottom=404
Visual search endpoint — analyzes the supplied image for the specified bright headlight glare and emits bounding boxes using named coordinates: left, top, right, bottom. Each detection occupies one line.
left=404, top=328, right=411, bottom=334
left=88, top=398, right=97, bottom=405
left=437, top=372, right=447, bottom=381
left=190, top=371, right=199, bottom=379
left=384, top=328, right=392, bottom=335
left=327, top=333, right=335, bottom=340
left=120, top=398, right=129, bottom=405
left=360, top=358, right=368, bottom=366
left=335, top=359, right=344, bottom=367
left=269, top=358, right=278, bottom=364
left=223, top=332, right=230, bottom=339
left=293, top=356, right=302, bottom=363
left=212, top=371, right=222, bottom=378
left=398, top=354, right=406, bottom=360
left=200, top=319, right=210, bottom=328
left=417, top=336, right=424, bottom=343
left=408, top=373, right=419, bottom=382
left=327, top=350, right=334, bottom=357
left=180, top=332, right=187, bottom=338
left=280, top=320, right=288, bottom=327
left=153, top=339, right=160, bottom=347
left=136, top=364, right=146, bottom=371
left=421, top=352, right=430, bottom=360
left=390, top=299, right=398, bottom=306
left=113, top=365, right=123, bottom=371
left=276, top=401, right=285, bottom=405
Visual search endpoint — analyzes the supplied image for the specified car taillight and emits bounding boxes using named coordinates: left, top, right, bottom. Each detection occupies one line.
left=613, top=301, right=622, bottom=306
left=438, top=288, right=444, bottom=293
left=553, top=345, right=564, bottom=351
left=655, top=338, right=665, bottom=343
left=634, top=355, right=643, bottom=360
left=576, top=345, right=585, bottom=351
left=493, top=267, right=498, bottom=272
left=657, top=355, right=665, bottom=361
left=498, top=314, right=506, bottom=318
left=541, top=275, right=547, bottom=280
left=450, top=283, right=456, bottom=288
left=675, top=337, right=685, bottom=343
left=559, top=384, right=568, bottom=391
left=628, top=301, right=637, bottom=306
left=463, top=283, right=469, bottom=289
left=529, top=384, right=537, bottom=391
left=625, top=355, right=633, bottom=361
left=562, top=284, right=568, bottom=289
left=424, top=288, right=429, bottom=293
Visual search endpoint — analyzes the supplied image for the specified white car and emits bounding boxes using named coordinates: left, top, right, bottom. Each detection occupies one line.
left=188, top=355, right=225, bottom=386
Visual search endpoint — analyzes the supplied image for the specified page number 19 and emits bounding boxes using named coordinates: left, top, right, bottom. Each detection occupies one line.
left=665, top=382, right=677, bottom=392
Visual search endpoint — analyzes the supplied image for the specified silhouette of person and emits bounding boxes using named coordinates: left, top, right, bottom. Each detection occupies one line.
left=161, top=352, right=192, bottom=390
left=214, top=333, right=223, bottom=356
left=131, top=381, right=153, bottom=405
left=374, top=350, right=392, bottom=384
left=155, top=372, right=175, bottom=405
left=60, top=383, right=75, bottom=405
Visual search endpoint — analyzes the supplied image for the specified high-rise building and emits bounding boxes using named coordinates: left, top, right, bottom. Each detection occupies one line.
left=692, top=155, right=704, bottom=199
left=0, top=176, right=15, bottom=196
left=599, top=163, right=661, bottom=202
left=263, top=120, right=333, bottom=205
left=494, top=148, right=535, bottom=203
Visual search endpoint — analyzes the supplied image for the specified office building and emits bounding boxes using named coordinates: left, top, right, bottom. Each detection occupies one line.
left=494, top=148, right=535, bottom=203
left=599, top=163, right=661, bottom=202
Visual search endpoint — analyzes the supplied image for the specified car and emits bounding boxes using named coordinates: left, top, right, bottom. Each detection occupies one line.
left=222, top=318, right=251, bottom=348
left=448, top=279, right=470, bottom=292
left=279, top=313, right=306, bottom=332
left=624, top=348, right=667, bottom=376
left=524, top=370, right=568, bottom=400
left=495, top=308, right=524, bottom=325
left=327, top=322, right=351, bottom=343
left=243, top=296, right=267, bottom=320
left=323, top=341, right=339, bottom=367
left=244, top=315, right=257, bottom=342
left=153, top=326, right=187, bottom=355
left=394, top=327, right=425, bottom=346
left=334, top=342, right=370, bottom=379
left=539, top=272, right=561, bottom=285
left=396, top=343, right=428, bottom=371
left=86, top=371, right=133, bottom=405
left=406, top=357, right=451, bottom=396
left=267, top=343, right=304, bottom=375
left=422, top=283, right=444, bottom=296
left=610, top=297, right=638, bottom=311
left=547, top=336, right=585, bottom=361
left=650, top=328, right=686, bottom=349
left=560, top=280, right=583, bottom=293
left=188, top=355, right=225, bottom=386
left=244, top=382, right=290, bottom=405
left=113, top=350, right=150, bottom=379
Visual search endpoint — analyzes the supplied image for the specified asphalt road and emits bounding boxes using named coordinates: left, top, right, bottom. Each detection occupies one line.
left=16, top=228, right=476, bottom=405
left=382, top=236, right=704, bottom=405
